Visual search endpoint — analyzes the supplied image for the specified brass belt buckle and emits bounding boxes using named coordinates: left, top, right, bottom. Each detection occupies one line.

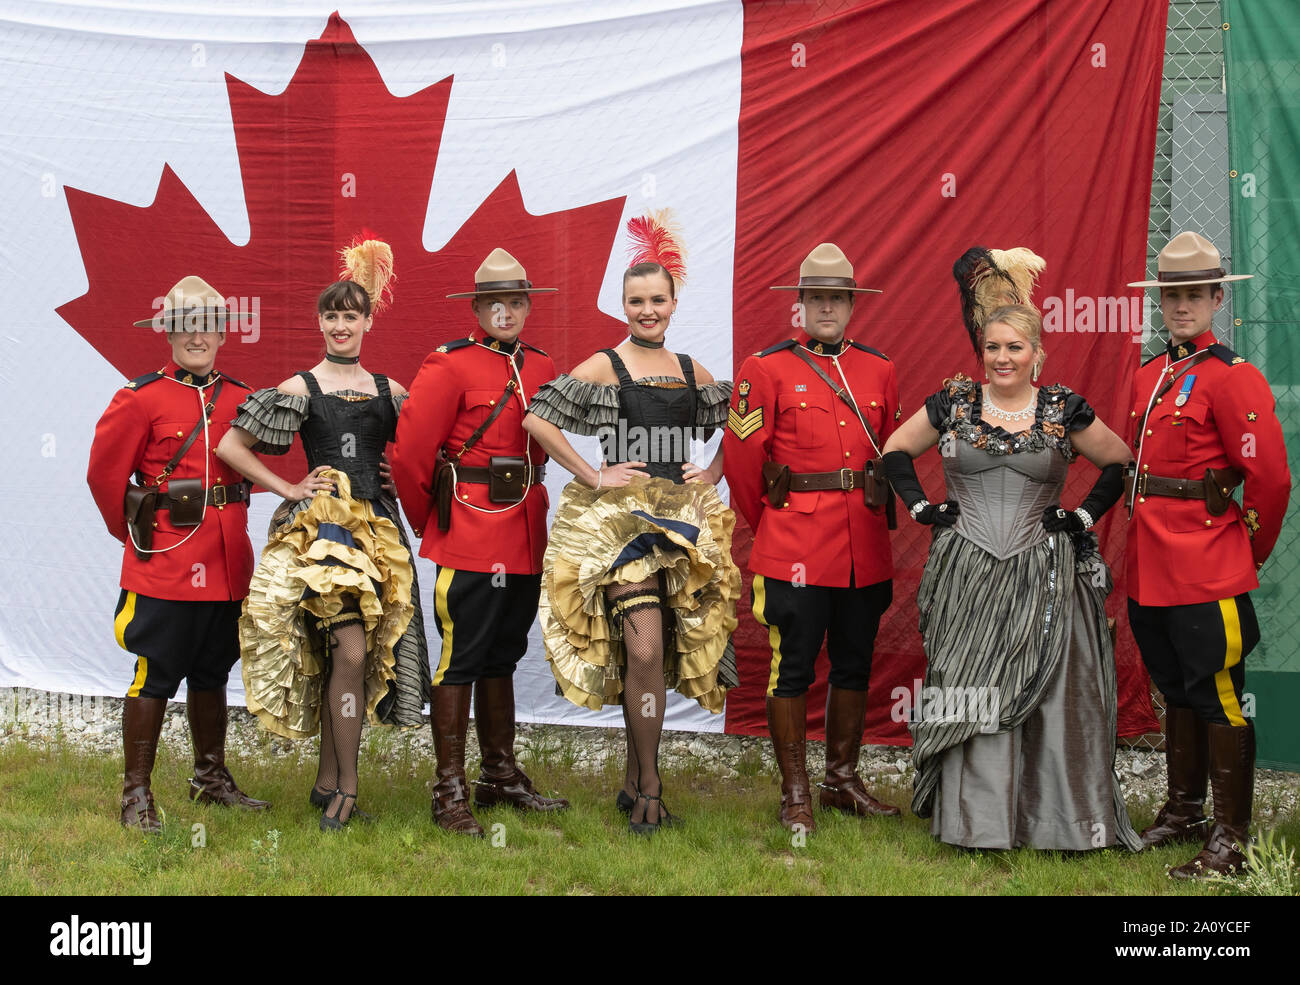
left=1136, top=473, right=1148, bottom=498
left=839, top=467, right=854, bottom=492
left=211, top=484, right=227, bottom=507
left=522, top=465, right=533, bottom=487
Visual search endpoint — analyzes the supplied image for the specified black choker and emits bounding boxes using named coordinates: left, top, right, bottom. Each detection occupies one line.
left=629, top=336, right=664, bottom=349
left=325, top=353, right=360, bottom=365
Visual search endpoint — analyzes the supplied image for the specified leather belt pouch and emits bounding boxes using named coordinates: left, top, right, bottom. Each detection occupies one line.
left=433, top=451, right=454, bottom=532
left=1204, top=467, right=1240, bottom=516
left=762, top=461, right=792, bottom=508
left=165, top=478, right=205, bottom=526
left=488, top=456, right=528, bottom=503
left=123, top=484, right=157, bottom=559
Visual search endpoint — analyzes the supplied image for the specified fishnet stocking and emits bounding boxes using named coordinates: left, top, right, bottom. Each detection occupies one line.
left=321, top=613, right=366, bottom=825
left=313, top=687, right=338, bottom=798
left=608, top=576, right=666, bottom=824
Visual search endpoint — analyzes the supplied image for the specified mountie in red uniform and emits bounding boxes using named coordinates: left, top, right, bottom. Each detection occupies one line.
left=1127, top=330, right=1289, bottom=606
left=392, top=245, right=570, bottom=836
left=725, top=333, right=899, bottom=588
left=89, top=339, right=268, bottom=831
left=1123, top=230, right=1291, bottom=879
left=88, top=362, right=255, bottom=601
left=392, top=336, right=554, bottom=574
left=724, top=322, right=902, bottom=831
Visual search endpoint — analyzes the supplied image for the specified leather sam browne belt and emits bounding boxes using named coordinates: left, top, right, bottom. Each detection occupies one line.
left=159, top=481, right=250, bottom=510
left=789, top=468, right=872, bottom=492
left=1124, top=466, right=1243, bottom=515
left=762, top=460, right=890, bottom=508
left=454, top=462, right=546, bottom=486
left=456, top=457, right=546, bottom=505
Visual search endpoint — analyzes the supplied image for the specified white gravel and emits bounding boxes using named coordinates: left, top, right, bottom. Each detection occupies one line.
left=3, top=687, right=1296, bottom=820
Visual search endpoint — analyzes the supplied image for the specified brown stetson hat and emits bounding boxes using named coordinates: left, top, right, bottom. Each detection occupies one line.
left=770, top=243, right=883, bottom=294
left=1128, top=231, right=1252, bottom=288
left=132, top=275, right=248, bottom=330
left=446, top=248, right=558, bottom=299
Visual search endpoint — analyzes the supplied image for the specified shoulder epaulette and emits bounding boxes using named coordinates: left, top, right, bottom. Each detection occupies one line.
left=123, top=370, right=164, bottom=391
left=219, top=371, right=251, bottom=389
left=520, top=340, right=549, bottom=357
left=1209, top=343, right=1247, bottom=366
left=756, top=339, right=797, bottom=358
left=433, top=338, right=475, bottom=355
left=848, top=341, right=889, bottom=361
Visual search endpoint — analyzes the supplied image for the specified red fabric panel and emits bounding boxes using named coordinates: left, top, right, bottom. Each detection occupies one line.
left=727, top=0, right=1169, bottom=741
left=57, top=14, right=626, bottom=487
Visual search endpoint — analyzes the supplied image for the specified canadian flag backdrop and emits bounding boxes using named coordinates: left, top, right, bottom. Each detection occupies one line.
left=1, top=0, right=1165, bottom=739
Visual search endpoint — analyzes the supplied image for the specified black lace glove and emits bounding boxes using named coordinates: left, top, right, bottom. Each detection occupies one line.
left=1041, top=462, right=1127, bottom=532
left=882, top=450, right=960, bottom=527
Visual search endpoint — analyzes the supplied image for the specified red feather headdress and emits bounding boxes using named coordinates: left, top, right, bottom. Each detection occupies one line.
left=626, top=209, right=687, bottom=292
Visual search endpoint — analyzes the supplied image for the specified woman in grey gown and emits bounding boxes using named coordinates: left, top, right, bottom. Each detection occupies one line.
left=883, top=288, right=1141, bottom=852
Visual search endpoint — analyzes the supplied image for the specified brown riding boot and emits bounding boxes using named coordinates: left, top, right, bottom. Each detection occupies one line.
left=472, top=676, right=568, bottom=812
left=186, top=689, right=271, bottom=810
left=431, top=684, right=484, bottom=837
left=1170, top=721, right=1254, bottom=879
left=819, top=686, right=901, bottom=817
left=1141, top=704, right=1209, bottom=848
left=768, top=695, right=815, bottom=833
left=121, top=696, right=166, bottom=833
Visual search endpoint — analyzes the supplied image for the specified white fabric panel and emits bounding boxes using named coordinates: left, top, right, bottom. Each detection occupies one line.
left=0, top=0, right=741, bottom=733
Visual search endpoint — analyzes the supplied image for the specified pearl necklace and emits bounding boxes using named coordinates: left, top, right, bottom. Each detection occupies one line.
left=983, top=390, right=1036, bottom=422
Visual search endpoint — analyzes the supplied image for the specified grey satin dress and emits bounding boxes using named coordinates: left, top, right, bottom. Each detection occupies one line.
left=910, top=377, right=1141, bottom=852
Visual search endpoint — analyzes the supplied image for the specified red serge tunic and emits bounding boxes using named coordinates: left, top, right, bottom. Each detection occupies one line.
left=1126, top=331, right=1291, bottom=606
left=391, top=337, right=556, bottom=575
left=723, top=334, right=900, bottom=588
left=87, top=362, right=255, bottom=601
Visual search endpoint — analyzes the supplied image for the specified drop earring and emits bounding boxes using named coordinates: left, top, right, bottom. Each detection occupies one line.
left=1032, top=360, right=1041, bottom=383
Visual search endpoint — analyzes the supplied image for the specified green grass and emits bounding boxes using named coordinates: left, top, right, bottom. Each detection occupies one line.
left=2, top=738, right=1295, bottom=895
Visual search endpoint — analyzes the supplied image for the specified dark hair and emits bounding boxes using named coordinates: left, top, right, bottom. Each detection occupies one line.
left=317, top=280, right=371, bottom=317
left=623, top=262, right=676, bottom=299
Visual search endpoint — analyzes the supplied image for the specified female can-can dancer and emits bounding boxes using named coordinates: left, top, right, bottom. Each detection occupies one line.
left=217, top=240, right=429, bottom=831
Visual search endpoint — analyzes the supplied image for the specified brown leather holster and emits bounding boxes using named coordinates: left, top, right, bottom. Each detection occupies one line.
left=123, top=485, right=158, bottom=559
left=433, top=450, right=455, bottom=532
left=762, top=461, right=792, bottom=508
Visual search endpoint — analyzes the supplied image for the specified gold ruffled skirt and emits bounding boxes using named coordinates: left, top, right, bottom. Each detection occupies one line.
left=539, top=476, right=740, bottom=713
left=239, top=470, right=415, bottom=739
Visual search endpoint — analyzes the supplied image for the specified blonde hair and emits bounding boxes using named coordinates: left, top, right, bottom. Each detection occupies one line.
left=984, top=304, right=1046, bottom=372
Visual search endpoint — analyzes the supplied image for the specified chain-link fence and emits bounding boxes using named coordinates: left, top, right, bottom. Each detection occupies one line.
left=1133, top=2, right=1300, bottom=768
left=1127, top=1, right=1227, bottom=749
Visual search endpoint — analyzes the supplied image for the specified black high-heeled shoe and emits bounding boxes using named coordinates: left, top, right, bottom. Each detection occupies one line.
left=629, top=790, right=670, bottom=836
left=310, top=786, right=334, bottom=810
left=616, top=789, right=636, bottom=814
left=313, top=786, right=376, bottom=823
left=320, top=790, right=357, bottom=832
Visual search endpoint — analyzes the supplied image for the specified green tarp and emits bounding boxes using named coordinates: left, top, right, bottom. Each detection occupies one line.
left=1223, top=0, right=1300, bottom=770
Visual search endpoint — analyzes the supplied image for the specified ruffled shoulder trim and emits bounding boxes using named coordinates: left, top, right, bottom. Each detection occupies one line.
left=528, top=374, right=621, bottom=435
left=231, top=388, right=308, bottom=455
left=392, top=392, right=408, bottom=417
left=1041, top=383, right=1096, bottom=432
left=923, top=373, right=974, bottom=430
left=696, top=380, right=733, bottom=428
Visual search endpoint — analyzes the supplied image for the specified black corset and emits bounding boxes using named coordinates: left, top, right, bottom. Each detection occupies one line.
left=598, top=349, right=698, bottom=484
left=297, top=371, right=395, bottom=501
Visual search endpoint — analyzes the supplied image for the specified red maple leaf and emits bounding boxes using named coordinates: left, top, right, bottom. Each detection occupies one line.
left=58, top=12, right=627, bottom=402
